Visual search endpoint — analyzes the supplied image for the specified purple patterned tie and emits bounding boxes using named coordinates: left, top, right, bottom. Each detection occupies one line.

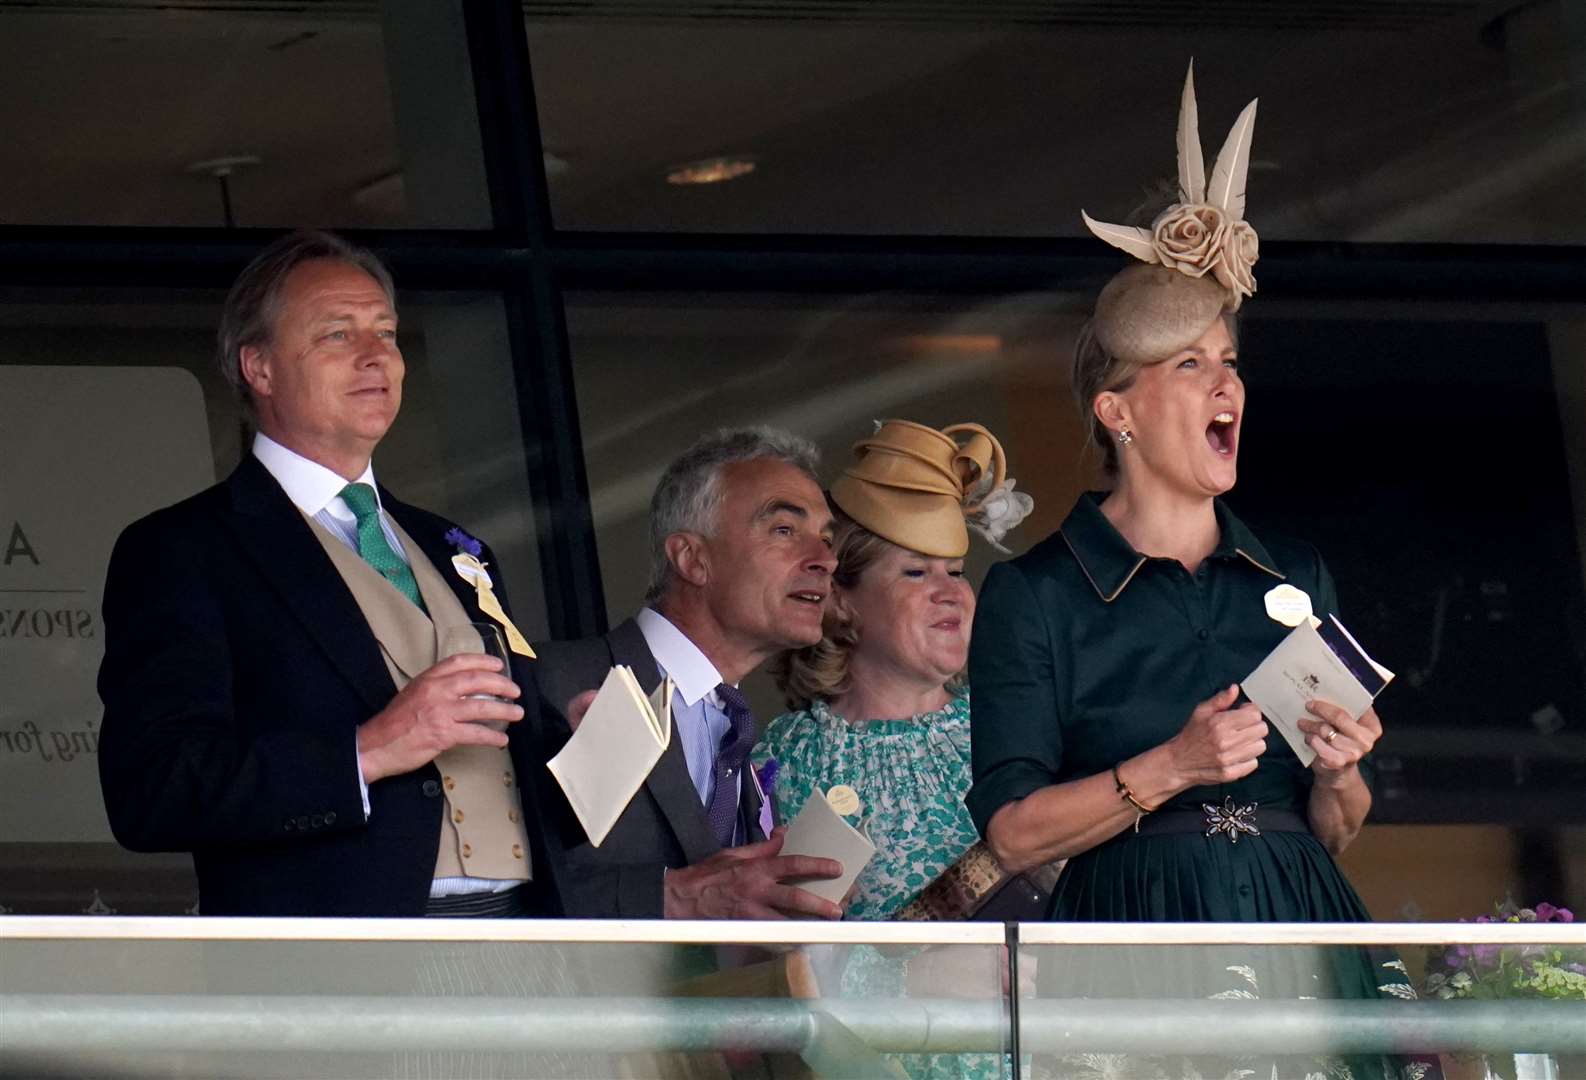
left=705, top=683, right=756, bottom=846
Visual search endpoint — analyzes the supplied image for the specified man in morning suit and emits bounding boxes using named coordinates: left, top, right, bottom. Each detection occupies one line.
left=535, top=428, right=845, bottom=919
left=97, top=230, right=558, bottom=918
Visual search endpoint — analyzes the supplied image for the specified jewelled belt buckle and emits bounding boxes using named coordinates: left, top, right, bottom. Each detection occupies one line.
left=1202, top=795, right=1261, bottom=842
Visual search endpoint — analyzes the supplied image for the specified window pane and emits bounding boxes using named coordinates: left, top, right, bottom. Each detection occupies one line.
left=0, top=286, right=543, bottom=912
left=1, top=3, right=491, bottom=227
left=566, top=288, right=1586, bottom=913
left=2, top=923, right=1011, bottom=1078
left=531, top=5, right=1586, bottom=242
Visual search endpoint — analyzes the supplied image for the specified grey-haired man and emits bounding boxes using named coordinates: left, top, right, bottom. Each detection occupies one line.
left=534, top=428, right=845, bottom=919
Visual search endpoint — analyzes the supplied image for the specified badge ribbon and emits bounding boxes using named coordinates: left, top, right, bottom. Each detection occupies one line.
left=452, top=553, right=537, bottom=659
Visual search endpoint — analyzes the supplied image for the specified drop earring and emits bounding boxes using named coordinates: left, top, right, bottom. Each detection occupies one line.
left=1117, top=428, right=1134, bottom=446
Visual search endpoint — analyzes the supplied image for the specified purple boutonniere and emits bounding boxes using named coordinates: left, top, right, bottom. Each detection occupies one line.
left=755, top=758, right=780, bottom=796
left=444, top=527, right=482, bottom=558
left=754, top=758, right=780, bottom=837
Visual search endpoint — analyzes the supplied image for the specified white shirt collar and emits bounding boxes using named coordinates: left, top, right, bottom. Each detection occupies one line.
left=634, top=607, right=726, bottom=708
left=252, top=432, right=380, bottom=519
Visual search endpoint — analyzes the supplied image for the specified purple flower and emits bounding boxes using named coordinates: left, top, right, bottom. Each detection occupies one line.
left=1471, top=943, right=1504, bottom=966
left=445, top=527, right=482, bottom=558
left=755, top=758, right=780, bottom=795
left=1535, top=902, right=1574, bottom=923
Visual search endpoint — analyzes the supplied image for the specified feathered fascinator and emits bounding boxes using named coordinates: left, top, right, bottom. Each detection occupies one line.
left=1080, top=63, right=1260, bottom=366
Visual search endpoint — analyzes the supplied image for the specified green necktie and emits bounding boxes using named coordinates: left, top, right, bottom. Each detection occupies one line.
left=339, top=483, right=426, bottom=612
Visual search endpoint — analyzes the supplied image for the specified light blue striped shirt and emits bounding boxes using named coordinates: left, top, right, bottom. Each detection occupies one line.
left=634, top=607, right=739, bottom=831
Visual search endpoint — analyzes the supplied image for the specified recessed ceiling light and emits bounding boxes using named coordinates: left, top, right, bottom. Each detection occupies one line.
left=666, top=156, right=758, bottom=186
left=186, top=155, right=262, bottom=179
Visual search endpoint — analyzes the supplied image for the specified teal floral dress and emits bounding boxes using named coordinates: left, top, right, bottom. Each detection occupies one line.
left=755, top=691, right=979, bottom=919
left=753, top=690, right=1007, bottom=1080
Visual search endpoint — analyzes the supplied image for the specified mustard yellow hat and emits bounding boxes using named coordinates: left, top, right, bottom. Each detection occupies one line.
left=829, top=420, right=1032, bottom=558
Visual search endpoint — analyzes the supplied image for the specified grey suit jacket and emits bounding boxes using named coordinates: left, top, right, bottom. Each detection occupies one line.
left=532, top=618, right=770, bottom=918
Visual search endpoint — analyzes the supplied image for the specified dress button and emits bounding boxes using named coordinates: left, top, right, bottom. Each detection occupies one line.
left=1197, top=628, right=1209, bottom=641
left=454, top=810, right=465, bottom=824
left=507, top=809, right=520, bottom=823
left=502, top=772, right=513, bottom=787
left=1238, top=883, right=1252, bottom=897
left=422, top=780, right=441, bottom=797
left=284, top=819, right=296, bottom=832
left=443, top=775, right=455, bottom=791
left=324, top=811, right=337, bottom=825
left=310, top=814, right=324, bottom=828
left=296, top=815, right=310, bottom=830
left=462, top=843, right=473, bottom=858
left=511, top=844, right=523, bottom=859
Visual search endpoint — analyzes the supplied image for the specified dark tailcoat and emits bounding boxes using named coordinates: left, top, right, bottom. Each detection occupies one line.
left=532, top=618, right=770, bottom=918
left=97, top=454, right=562, bottom=916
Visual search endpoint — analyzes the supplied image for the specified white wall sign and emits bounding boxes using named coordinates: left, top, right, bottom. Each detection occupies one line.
left=0, top=366, right=215, bottom=842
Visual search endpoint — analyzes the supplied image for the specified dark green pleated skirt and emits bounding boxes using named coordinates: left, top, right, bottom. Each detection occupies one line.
left=1032, top=829, right=1434, bottom=1080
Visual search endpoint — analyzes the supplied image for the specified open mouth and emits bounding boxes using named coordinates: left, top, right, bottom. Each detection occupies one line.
left=788, top=591, right=826, bottom=607
left=1205, top=411, right=1237, bottom=457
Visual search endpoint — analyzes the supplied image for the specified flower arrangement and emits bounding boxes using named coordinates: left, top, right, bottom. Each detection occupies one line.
left=1424, top=900, right=1585, bottom=1001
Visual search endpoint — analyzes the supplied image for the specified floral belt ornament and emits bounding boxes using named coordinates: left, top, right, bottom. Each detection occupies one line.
left=445, top=528, right=536, bottom=659
left=1203, top=795, right=1261, bottom=842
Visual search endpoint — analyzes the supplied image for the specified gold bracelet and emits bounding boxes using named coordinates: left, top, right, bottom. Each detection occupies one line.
left=1112, top=764, right=1155, bottom=832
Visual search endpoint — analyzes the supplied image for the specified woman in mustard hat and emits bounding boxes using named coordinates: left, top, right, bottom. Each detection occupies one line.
left=966, top=66, right=1423, bottom=1080
left=752, top=419, right=1032, bottom=1080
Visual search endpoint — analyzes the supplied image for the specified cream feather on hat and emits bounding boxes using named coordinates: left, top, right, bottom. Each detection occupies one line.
left=1081, top=62, right=1260, bottom=365
left=829, top=420, right=1033, bottom=558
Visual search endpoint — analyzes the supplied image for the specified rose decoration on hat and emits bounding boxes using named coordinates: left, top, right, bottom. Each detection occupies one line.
left=1150, top=203, right=1227, bottom=279
left=1216, top=220, right=1259, bottom=301
left=1081, top=61, right=1260, bottom=309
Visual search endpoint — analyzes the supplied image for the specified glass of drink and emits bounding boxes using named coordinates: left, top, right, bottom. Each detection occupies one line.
left=439, top=622, right=514, bottom=730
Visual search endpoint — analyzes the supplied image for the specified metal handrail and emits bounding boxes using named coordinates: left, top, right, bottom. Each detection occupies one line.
left=2, top=914, right=1582, bottom=946
left=3, top=994, right=1583, bottom=1057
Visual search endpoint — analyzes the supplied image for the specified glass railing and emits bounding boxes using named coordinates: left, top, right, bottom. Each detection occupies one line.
left=2, top=918, right=1581, bottom=1079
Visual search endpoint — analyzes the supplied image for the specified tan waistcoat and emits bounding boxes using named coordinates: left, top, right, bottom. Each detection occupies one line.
left=305, top=515, right=531, bottom=882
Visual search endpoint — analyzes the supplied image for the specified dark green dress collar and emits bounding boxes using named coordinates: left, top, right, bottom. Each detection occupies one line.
left=1059, top=492, right=1286, bottom=603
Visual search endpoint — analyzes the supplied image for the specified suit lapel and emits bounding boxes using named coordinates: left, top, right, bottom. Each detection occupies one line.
left=388, top=516, right=476, bottom=638
left=305, top=517, right=436, bottom=684
left=607, top=619, right=720, bottom=864
left=222, top=456, right=394, bottom=716
left=385, top=496, right=483, bottom=621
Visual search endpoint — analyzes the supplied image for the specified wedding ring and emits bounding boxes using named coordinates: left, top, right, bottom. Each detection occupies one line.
left=1323, top=727, right=1339, bottom=745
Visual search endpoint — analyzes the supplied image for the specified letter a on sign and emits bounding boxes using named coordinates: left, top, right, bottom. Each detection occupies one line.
left=5, top=523, right=39, bottom=566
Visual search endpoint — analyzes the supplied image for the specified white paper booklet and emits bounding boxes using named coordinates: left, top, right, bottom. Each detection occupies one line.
left=778, top=790, right=877, bottom=905
left=546, top=665, right=672, bottom=847
left=1241, top=614, right=1394, bottom=767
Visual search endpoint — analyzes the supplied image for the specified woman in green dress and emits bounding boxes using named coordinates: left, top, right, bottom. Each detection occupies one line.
left=754, top=419, right=1032, bottom=1080
left=967, top=67, right=1426, bottom=1080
